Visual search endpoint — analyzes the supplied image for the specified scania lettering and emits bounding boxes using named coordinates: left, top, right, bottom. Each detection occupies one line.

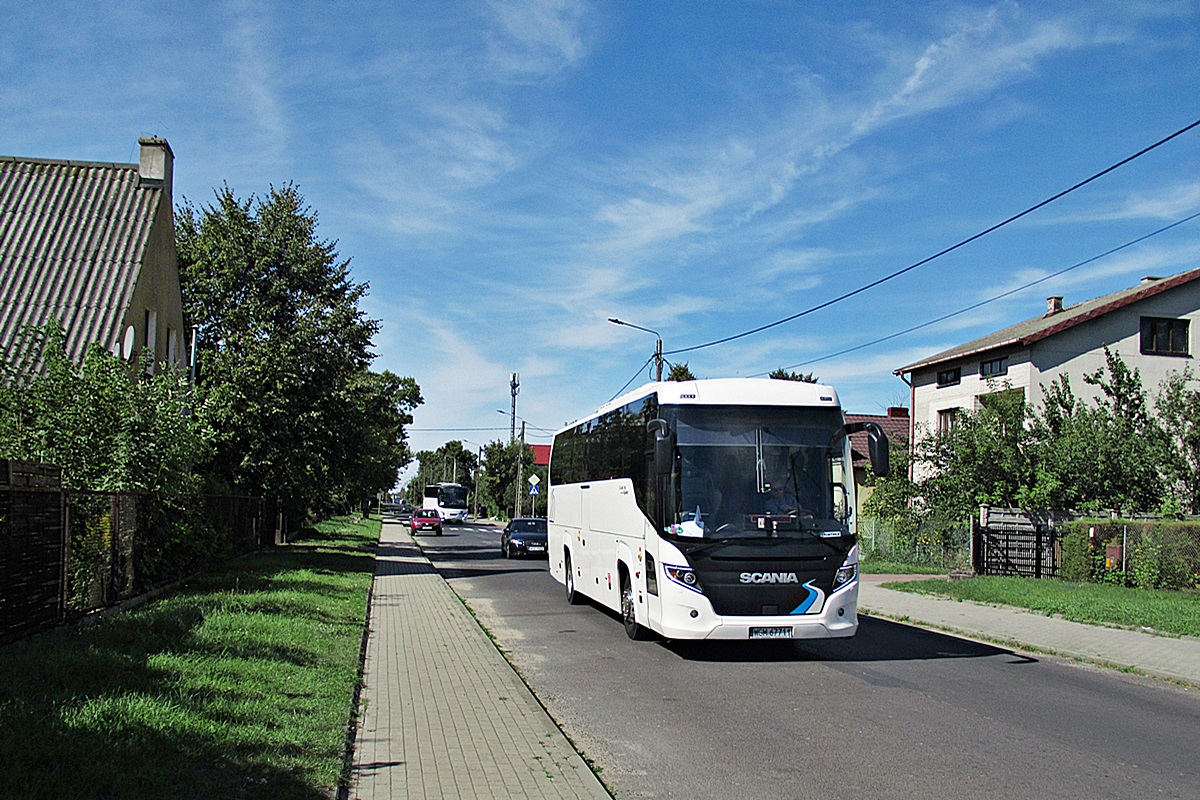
left=740, top=572, right=800, bottom=584
left=547, top=378, right=889, bottom=641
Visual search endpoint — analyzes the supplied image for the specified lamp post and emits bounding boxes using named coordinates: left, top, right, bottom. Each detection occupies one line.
left=608, top=317, right=663, bottom=381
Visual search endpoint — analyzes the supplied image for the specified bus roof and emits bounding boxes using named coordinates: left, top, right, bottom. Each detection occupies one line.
left=558, top=378, right=842, bottom=435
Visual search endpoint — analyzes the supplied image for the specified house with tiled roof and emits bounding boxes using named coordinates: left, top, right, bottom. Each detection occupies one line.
left=0, top=137, right=185, bottom=375
left=845, top=407, right=909, bottom=518
left=895, top=268, right=1200, bottom=448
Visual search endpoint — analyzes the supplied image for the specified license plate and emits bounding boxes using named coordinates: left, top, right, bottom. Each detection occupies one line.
left=749, top=626, right=792, bottom=640
left=528, top=545, right=545, bottom=551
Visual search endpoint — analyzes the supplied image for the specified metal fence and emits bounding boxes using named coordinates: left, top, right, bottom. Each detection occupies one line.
left=1, top=459, right=291, bottom=643
left=862, top=505, right=1200, bottom=588
left=858, top=516, right=971, bottom=570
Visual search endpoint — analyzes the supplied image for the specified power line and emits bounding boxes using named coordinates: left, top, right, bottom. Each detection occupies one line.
left=664, top=116, right=1200, bottom=358
left=610, top=354, right=656, bottom=401
left=764, top=209, right=1200, bottom=374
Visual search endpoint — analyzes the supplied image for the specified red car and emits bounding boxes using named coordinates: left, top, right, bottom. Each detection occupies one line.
left=411, top=508, right=443, bottom=535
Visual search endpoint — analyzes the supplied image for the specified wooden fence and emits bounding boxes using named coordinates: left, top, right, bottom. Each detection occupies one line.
left=1, top=459, right=291, bottom=644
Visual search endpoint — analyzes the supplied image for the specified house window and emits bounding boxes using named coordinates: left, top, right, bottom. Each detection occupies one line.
left=980, top=357, right=1007, bottom=377
left=144, top=309, right=158, bottom=373
left=937, top=408, right=958, bottom=433
left=1140, top=317, right=1189, bottom=356
left=936, top=367, right=961, bottom=387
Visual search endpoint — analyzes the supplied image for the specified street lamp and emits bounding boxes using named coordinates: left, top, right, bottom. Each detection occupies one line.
left=608, top=317, right=663, bottom=381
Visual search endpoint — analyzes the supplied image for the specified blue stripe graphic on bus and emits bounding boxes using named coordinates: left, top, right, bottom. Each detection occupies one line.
left=790, top=581, right=824, bottom=615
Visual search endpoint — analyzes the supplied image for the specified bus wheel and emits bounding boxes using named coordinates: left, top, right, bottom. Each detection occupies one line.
left=621, top=571, right=650, bottom=640
left=565, top=551, right=583, bottom=605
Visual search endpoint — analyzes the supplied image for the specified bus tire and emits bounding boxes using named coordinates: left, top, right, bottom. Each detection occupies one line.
left=621, top=570, right=651, bottom=640
left=565, top=551, right=583, bottom=605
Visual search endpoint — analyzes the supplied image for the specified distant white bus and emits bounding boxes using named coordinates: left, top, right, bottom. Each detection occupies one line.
left=547, top=378, right=888, bottom=641
left=423, top=482, right=469, bottom=524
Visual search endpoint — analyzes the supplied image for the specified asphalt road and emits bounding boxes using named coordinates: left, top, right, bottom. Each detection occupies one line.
left=415, top=522, right=1200, bottom=800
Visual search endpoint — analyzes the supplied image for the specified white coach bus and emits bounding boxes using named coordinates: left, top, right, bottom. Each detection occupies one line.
left=423, top=482, right=469, bottom=524
left=547, top=378, right=889, bottom=641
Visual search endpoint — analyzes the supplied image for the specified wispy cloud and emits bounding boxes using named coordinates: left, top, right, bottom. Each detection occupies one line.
left=223, top=0, right=288, bottom=154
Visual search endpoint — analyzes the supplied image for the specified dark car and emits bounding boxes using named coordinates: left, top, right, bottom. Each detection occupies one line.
left=411, top=508, right=442, bottom=535
left=500, top=517, right=548, bottom=558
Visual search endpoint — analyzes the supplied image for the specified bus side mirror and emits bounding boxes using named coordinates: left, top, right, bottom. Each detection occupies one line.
left=647, top=418, right=675, bottom=476
left=843, top=421, right=890, bottom=479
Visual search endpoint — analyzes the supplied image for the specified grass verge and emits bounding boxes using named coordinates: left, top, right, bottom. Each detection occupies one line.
left=0, top=515, right=380, bottom=800
left=886, top=575, right=1200, bottom=638
left=858, top=559, right=947, bottom=575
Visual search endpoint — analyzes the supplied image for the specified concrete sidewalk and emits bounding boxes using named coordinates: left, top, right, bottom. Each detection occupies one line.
left=347, top=520, right=610, bottom=800
left=859, top=574, right=1200, bottom=686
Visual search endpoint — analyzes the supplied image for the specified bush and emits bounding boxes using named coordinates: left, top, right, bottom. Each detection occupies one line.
left=1059, top=527, right=1093, bottom=583
left=1060, top=518, right=1200, bottom=590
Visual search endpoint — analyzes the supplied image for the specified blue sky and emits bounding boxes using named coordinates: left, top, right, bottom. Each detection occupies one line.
left=4, top=1, right=1200, bottom=460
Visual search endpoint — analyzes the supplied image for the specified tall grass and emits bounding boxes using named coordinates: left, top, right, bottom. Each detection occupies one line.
left=0, top=515, right=379, bottom=800
left=887, top=575, right=1200, bottom=638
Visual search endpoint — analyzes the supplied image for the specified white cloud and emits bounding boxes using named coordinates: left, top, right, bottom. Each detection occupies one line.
left=223, top=0, right=289, bottom=153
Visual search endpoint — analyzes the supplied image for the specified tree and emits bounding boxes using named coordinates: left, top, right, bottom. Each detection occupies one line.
left=0, top=320, right=207, bottom=495
left=406, top=441, right=480, bottom=505
left=478, top=439, right=535, bottom=519
left=1155, top=368, right=1200, bottom=514
left=769, top=368, right=819, bottom=383
left=176, top=184, right=419, bottom=515
left=869, top=349, right=1178, bottom=532
left=667, top=362, right=696, bottom=381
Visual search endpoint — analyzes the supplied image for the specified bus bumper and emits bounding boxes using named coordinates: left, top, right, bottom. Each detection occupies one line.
left=658, top=581, right=859, bottom=640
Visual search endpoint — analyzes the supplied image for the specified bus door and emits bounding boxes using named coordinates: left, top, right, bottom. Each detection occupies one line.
left=578, top=483, right=593, bottom=595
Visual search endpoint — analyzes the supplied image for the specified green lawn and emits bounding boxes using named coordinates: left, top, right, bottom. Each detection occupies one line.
left=0, top=515, right=379, bottom=800
left=858, top=559, right=947, bottom=575
left=886, top=575, right=1200, bottom=638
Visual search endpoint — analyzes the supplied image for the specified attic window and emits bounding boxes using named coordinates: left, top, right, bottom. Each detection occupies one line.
left=936, top=367, right=961, bottom=387
left=1140, top=317, right=1189, bottom=356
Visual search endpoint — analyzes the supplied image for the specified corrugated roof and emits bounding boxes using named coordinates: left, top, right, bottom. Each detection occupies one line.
left=895, top=267, right=1200, bottom=374
left=1, top=154, right=162, bottom=367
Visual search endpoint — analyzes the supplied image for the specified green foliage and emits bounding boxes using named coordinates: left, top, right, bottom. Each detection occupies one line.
left=768, top=368, right=819, bottom=382
left=1058, top=526, right=1094, bottom=583
left=177, top=185, right=421, bottom=515
left=406, top=441, right=480, bottom=504
left=0, top=320, right=208, bottom=495
left=1059, top=519, right=1200, bottom=591
left=477, top=439, right=537, bottom=519
left=666, top=362, right=696, bottom=381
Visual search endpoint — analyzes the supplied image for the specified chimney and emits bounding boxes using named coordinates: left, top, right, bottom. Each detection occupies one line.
left=886, top=407, right=908, bottom=418
left=1046, top=296, right=1063, bottom=316
left=137, top=136, right=173, bottom=200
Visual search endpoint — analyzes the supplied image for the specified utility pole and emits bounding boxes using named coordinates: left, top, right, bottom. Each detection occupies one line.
left=509, top=372, right=520, bottom=443
left=513, top=421, right=525, bottom=519
left=608, top=318, right=663, bottom=381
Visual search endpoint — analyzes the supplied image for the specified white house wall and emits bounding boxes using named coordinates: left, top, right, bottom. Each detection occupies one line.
left=1031, top=290, right=1197, bottom=408
left=911, top=289, right=1199, bottom=451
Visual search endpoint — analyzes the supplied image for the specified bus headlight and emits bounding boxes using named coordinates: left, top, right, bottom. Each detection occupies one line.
left=664, top=564, right=704, bottom=594
left=833, top=563, right=857, bottom=590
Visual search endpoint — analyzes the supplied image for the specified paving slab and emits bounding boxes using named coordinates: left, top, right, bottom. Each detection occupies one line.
left=348, top=520, right=611, bottom=800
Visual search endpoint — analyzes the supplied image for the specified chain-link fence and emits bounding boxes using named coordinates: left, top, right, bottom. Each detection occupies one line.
left=858, top=516, right=971, bottom=571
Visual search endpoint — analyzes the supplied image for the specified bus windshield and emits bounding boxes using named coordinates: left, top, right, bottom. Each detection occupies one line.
left=664, top=405, right=849, bottom=541
left=437, top=485, right=468, bottom=509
